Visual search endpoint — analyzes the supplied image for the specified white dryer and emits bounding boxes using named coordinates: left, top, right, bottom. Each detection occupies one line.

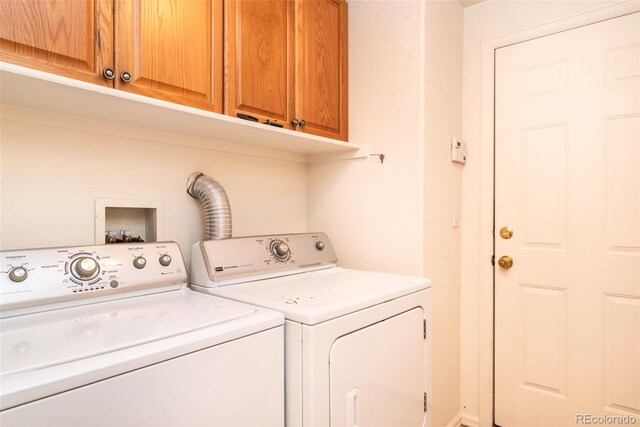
left=191, top=233, right=432, bottom=427
left=0, top=242, right=284, bottom=426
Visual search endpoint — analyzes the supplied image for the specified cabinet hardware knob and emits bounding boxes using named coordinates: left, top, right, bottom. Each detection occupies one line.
left=102, top=68, right=115, bottom=80
left=299, top=120, right=307, bottom=127
left=291, top=118, right=299, bottom=126
left=120, top=71, right=133, bottom=83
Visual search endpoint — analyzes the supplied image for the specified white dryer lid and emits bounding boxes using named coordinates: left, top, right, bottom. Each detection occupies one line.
left=208, top=267, right=431, bottom=325
left=0, top=290, right=256, bottom=376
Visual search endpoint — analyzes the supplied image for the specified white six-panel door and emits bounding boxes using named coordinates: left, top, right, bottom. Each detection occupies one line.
left=495, top=12, right=640, bottom=426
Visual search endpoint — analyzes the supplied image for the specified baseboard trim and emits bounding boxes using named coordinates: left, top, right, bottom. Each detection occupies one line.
left=461, top=413, right=480, bottom=427
left=446, top=413, right=462, bottom=427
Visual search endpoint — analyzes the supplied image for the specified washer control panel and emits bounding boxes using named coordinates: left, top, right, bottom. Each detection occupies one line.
left=198, top=232, right=337, bottom=283
left=1, top=242, right=186, bottom=315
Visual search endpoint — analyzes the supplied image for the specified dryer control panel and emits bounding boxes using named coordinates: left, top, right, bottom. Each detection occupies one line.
left=0, top=242, right=187, bottom=316
left=194, top=233, right=337, bottom=285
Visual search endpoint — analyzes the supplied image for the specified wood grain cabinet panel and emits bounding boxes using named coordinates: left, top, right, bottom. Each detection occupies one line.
left=1, top=0, right=348, bottom=142
left=0, top=0, right=114, bottom=87
left=115, top=0, right=223, bottom=112
left=225, top=0, right=294, bottom=128
left=295, top=0, right=347, bottom=141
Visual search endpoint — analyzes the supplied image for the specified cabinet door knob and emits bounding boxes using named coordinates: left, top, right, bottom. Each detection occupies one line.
left=299, top=119, right=306, bottom=127
left=120, top=71, right=133, bottom=83
left=102, top=68, right=115, bottom=80
left=291, top=118, right=299, bottom=126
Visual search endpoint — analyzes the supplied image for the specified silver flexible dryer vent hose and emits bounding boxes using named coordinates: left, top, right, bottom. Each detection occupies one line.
left=186, top=172, right=232, bottom=240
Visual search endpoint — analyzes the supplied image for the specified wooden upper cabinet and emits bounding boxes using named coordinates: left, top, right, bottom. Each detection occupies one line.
left=295, top=0, right=348, bottom=141
left=115, top=0, right=223, bottom=112
left=225, top=0, right=294, bottom=128
left=0, top=0, right=114, bottom=87
left=1, top=0, right=348, bottom=141
left=226, top=0, right=348, bottom=140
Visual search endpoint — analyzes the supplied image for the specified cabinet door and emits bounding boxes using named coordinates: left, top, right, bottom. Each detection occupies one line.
left=115, top=0, right=223, bottom=112
left=0, top=0, right=114, bottom=87
left=295, top=0, right=348, bottom=141
left=225, top=0, right=294, bottom=128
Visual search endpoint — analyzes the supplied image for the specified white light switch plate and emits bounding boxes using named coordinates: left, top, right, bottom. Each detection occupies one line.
left=453, top=205, right=461, bottom=228
left=451, top=137, right=467, bottom=164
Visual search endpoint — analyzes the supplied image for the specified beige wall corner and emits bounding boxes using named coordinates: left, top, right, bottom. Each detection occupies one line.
left=308, top=1, right=465, bottom=426
left=307, top=0, right=426, bottom=276
left=424, top=1, right=464, bottom=426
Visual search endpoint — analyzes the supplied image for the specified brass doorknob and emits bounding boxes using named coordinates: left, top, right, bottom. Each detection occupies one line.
left=498, top=255, right=513, bottom=269
left=499, top=226, right=513, bottom=239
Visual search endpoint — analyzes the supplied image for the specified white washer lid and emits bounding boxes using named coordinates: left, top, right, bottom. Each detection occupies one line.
left=1, top=290, right=256, bottom=375
left=209, top=267, right=431, bottom=325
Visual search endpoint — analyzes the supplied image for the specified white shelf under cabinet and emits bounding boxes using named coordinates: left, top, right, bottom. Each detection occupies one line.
left=0, top=63, right=366, bottom=161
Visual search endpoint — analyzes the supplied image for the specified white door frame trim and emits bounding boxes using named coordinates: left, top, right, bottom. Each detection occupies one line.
left=476, top=2, right=640, bottom=426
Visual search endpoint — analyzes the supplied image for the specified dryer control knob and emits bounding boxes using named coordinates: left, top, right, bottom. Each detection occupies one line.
left=315, top=241, right=325, bottom=251
left=275, top=242, right=289, bottom=257
left=8, top=267, right=28, bottom=282
left=271, top=241, right=290, bottom=260
left=159, top=254, right=172, bottom=266
left=133, top=256, right=147, bottom=269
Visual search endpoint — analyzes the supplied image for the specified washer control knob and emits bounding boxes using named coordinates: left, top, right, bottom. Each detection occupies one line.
left=315, top=241, right=325, bottom=251
left=74, top=257, right=99, bottom=279
left=133, top=256, right=147, bottom=269
left=8, top=267, right=28, bottom=282
left=159, top=254, right=172, bottom=267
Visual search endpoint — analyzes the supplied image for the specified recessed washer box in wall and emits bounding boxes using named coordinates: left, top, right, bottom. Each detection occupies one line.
left=95, top=199, right=164, bottom=244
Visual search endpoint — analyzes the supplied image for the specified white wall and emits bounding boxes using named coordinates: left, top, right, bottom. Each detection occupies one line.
left=308, top=1, right=464, bottom=426
left=0, top=106, right=307, bottom=263
left=308, top=0, right=426, bottom=276
left=461, top=1, right=622, bottom=425
left=424, top=2, right=464, bottom=426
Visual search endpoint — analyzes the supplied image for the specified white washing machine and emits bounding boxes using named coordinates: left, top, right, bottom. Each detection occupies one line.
left=0, top=241, right=284, bottom=426
left=191, top=233, right=432, bottom=427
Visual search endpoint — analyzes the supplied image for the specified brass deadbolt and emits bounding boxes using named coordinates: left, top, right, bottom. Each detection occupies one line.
left=498, top=255, right=513, bottom=269
left=500, top=227, right=513, bottom=239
